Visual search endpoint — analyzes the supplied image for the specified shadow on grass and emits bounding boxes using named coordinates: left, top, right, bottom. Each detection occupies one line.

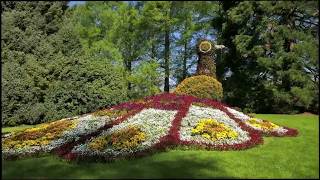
left=3, top=151, right=234, bottom=179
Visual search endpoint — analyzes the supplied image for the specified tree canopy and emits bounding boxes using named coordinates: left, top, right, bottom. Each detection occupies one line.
left=1, top=1, right=318, bottom=126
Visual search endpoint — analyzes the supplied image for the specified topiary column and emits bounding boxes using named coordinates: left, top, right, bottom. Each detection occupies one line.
left=174, top=39, right=223, bottom=100
left=196, top=39, right=216, bottom=79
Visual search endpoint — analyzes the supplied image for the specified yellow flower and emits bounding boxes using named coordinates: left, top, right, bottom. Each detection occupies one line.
left=247, top=118, right=280, bottom=131
left=89, top=136, right=108, bottom=151
left=191, top=129, right=199, bottom=134
left=202, top=133, right=211, bottom=139
left=191, top=118, right=239, bottom=141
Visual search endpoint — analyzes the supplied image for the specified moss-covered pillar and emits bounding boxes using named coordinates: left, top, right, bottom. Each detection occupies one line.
left=196, top=40, right=216, bottom=79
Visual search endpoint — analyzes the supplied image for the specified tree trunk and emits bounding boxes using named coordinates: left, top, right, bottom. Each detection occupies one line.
left=164, top=28, right=170, bottom=92
left=151, top=42, right=156, bottom=59
left=182, top=42, right=187, bottom=80
left=127, top=60, right=132, bottom=91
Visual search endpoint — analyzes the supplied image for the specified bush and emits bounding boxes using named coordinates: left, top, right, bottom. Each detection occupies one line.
left=42, top=58, right=128, bottom=124
left=174, top=75, right=223, bottom=100
left=2, top=56, right=128, bottom=126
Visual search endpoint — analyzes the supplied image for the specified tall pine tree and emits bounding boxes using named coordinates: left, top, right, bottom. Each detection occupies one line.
left=213, top=1, right=318, bottom=113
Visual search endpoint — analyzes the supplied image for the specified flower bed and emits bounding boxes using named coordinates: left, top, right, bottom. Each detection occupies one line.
left=225, top=107, right=298, bottom=136
left=179, top=106, right=251, bottom=147
left=2, top=108, right=134, bottom=159
left=2, top=93, right=298, bottom=161
left=71, top=108, right=177, bottom=159
left=3, top=118, right=78, bottom=158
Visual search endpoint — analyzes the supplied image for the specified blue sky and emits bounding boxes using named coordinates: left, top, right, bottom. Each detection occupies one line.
left=68, top=1, right=86, bottom=7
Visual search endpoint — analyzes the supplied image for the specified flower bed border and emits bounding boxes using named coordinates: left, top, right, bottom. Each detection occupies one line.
left=3, top=93, right=299, bottom=162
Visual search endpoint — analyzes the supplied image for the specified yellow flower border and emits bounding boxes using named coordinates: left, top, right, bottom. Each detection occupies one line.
left=2, top=119, right=78, bottom=150
left=191, top=118, right=238, bottom=141
left=88, top=125, right=147, bottom=151
left=247, top=118, right=279, bottom=131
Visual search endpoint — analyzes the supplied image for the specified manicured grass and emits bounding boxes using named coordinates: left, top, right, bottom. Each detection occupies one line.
left=2, top=114, right=319, bottom=179
left=2, top=124, right=39, bottom=134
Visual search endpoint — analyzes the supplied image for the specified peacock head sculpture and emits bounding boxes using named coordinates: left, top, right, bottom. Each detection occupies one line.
left=196, top=39, right=216, bottom=78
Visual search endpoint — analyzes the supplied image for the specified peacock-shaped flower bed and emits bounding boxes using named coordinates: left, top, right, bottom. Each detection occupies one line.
left=2, top=93, right=298, bottom=162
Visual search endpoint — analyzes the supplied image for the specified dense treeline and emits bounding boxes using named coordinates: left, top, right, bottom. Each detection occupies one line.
left=2, top=2, right=128, bottom=126
left=214, top=1, right=319, bottom=114
left=1, top=1, right=318, bottom=126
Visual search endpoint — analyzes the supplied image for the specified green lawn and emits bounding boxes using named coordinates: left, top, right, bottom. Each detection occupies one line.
left=2, top=114, right=319, bottom=179
left=2, top=124, right=40, bottom=134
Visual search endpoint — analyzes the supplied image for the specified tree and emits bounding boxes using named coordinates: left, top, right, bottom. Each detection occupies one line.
left=2, top=2, right=128, bottom=126
left=171, top=1, right=197, bottom=83
left=141, top=1, right=179, bottom=92
left=171, top=1, right=219, bottom=84
left=213, top=1, right=319, bottom=113
left=2, top=1, right=69, bottom=125
left=127, top=60, right=161, bottom=99
left=73, top=1, right=161, bottom=98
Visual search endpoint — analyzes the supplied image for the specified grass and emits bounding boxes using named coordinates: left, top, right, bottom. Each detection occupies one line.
left=2, top=114, right=319, bottom=179
left=2, top=124, right=40, bottom=134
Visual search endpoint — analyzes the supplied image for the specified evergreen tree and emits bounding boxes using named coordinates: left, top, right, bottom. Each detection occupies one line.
left=2, top=1, right=69, bottom=125
left=2, top=2, right=128, bottom=126
left=213, top=1, right=319, bottom=113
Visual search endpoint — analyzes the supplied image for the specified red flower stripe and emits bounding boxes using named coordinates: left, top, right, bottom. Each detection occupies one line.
left=4, top=93, right=298, bottom=161
left=55, top=93, right=299, bottom=161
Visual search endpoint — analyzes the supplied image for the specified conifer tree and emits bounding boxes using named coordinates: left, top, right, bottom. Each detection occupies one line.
left=213, top=1, right=319, bottom=113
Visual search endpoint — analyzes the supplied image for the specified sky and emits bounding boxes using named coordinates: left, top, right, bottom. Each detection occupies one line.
left=68, top=1, right=86, bottom=7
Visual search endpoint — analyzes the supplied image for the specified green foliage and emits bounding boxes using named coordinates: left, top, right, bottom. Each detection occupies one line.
left=73, top=1, right=159, bottom=95
left=44, top=56, right=128, bottom=122
left=2, top=1, right=318, bottom=127
left=1, top=2, right=127, bottom=126
left=174, top=75, right=223, bottom=100
left=128, top=60, right=161, bottom=99
left=214, top=1, right=319, bottom=113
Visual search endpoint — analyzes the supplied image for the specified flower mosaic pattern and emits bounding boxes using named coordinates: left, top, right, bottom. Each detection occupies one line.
left=72, top=109, right=177, bottom=157
left=179, top=106, right=250, bottom=146
left=2, top=93, right=298, bottom=161
left=225, top=107, right=295, bottom=136
left=192, top=119, right=238, bottom=140
left=2, top=111, right=120, bottom=158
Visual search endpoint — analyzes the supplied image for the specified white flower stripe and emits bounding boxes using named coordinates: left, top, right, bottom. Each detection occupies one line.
left=226, top=107, right=288, bottom=134
left=179, top=105, right=250, bottom=145
left=72, top=108, right=177, bottom=156
left=3, top=114, right=116, bottom=157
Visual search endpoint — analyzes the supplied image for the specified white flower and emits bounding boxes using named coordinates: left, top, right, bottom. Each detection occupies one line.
left=226, top=107, right=288, bottom=135
left=72, top=108, right=177, bottom=156
left=2, top=113, right=117, bottom=157
left=179, top=105, right=250, bottom=145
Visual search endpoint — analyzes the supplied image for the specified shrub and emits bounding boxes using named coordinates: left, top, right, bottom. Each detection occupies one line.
left=174, top=75, right=223, bottom=100
left=196, top=56, right=217, bottom=78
